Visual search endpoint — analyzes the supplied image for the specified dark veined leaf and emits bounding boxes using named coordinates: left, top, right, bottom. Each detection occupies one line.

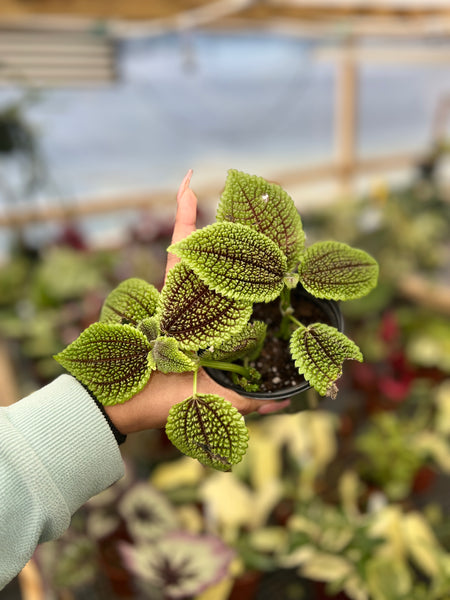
left=216, top=169, right=305, bottom=270
left=152, top=336, right=198, bottom=374
left=201, top=321, right=267, bottom=362
left=168, top=222, right=287, bottom=303
left=290, top=322, right=363, bottom=398
left=159, top=263, right=253, bottom=351
left=100, top=278, right=160, bottom=325
left=298, top=241, right=379, bottom=301
left=165, top=394, right=249, bottom=472
left=54, top=323, right=155, bottom=405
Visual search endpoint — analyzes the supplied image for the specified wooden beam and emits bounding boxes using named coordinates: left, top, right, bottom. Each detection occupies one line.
left=0, top=191, right=175, bottom=227
left=316, top=45, right=450, bottom=65
left=398, top=273, right=450, bottom=316
left=273, top=151, right=423, bottom=187
left=0, top=151, right=425, bottom=228
left=334, top=40, right=358, bottom=196
left=269, top=0, right=450, bottom=10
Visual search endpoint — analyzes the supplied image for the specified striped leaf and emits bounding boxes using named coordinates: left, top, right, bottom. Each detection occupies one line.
left=217, top=169, right=305, bottom=270
left=169, top=222, right=287, bottom=303
left=165, top=394, right=249, bottom=471
left=152, top=336, right=198, bottom=374
left=298, top=241, right=379, bottom=301
left=159, top=263, right=253, bottom=351
left=290, top=323, right=363, bottom=398
left=100, top=278, right=160, bottom=325
left=201, top=321, right=267, bottom=362
left=54, top=323, right=155, bottom=405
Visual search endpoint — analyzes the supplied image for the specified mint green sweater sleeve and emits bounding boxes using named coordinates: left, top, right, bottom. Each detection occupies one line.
left=0, top=375, right=125, bottom=588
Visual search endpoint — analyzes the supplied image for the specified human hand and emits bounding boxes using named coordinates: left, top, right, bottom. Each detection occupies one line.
left=105, top=171, right=290, bottom=433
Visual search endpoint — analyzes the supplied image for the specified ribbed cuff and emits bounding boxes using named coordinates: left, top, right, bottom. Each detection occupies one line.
left=93, top=399, right=128, bottom=445
left=78, top=382, right=127, bottom=446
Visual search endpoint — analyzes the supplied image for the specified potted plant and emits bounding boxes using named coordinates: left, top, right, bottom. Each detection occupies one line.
left=54, top=170, right=378, bottom=471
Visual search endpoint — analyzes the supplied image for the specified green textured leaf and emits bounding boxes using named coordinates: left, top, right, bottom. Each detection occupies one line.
left=201, top=321, right=267, bottom=362
left=168, top=222, right=287, bottom=303
left=138, top=316, right=160, bottom=342
left=152, top=336, right=198, bottom=374
left=217, top=169, right=305, bottom=270
left=290, top=323, right=363, bottom=398
left=100, top=278, right=160, bottom=325
left=54, top=323, right=155, bottom=405
left=159, top=263, right=253, bottom=351
left=298, top=241, right=379, bottom=301
left=165, top=393, right=249, bottom=471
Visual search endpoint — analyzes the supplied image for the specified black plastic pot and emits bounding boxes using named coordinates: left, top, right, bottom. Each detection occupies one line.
left=205, top=286, right=344, bottom=404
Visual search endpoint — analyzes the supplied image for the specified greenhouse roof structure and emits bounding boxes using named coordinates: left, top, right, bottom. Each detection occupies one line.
left=1, top=0, right=450, bottom=37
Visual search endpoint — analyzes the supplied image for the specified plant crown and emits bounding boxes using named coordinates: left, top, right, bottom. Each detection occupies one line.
left=55, top=170, right=378, bottom=471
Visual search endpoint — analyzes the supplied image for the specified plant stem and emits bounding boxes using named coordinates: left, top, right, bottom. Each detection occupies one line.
left=289, top=315, right=305, bottom=329
left=199, top=358, right=254, bottom=379
left=278, top=285, right=294, bottom=339
left=280, top=285, right=292, bottom=314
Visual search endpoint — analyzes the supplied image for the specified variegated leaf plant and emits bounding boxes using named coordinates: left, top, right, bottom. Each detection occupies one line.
left=55, top=170, right=378, bottom=471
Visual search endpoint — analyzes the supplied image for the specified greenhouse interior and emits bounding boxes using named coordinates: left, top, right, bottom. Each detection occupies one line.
left=0, top=1, right=449, bottom=599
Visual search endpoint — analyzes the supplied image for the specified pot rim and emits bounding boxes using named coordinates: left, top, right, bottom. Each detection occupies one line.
left=204, top=287, right=344, bottom=400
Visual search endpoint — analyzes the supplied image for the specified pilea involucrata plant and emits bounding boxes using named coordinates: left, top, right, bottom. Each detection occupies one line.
left=55, top=170, right=379, bottom=472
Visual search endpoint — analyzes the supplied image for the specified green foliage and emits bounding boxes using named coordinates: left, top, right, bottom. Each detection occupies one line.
left=152, top=336, right=198, bottom=374
left=200, top=321, right=267, bottom=362
left=355, top=411, right=430, bottom=500
left=165, top=393, right=249, bottom=471
left=54, top=323, right=155, bottom=405
left=159, top=262, right=253, bottom=351
left=138, top=316, right=160, bottom=342
left=298, top=241, right=379, bottom=301
left=34, top=247, right=107, bottom=305
left=0, top=256, right=30, bottom=307
left=52, top=169, right=379, bottom=470
left=100, top=277, right=160, bottom=325
left=290, top=323, right=363, bottom=398
left=168, top=222, right=287, bottom=303
left=216, top=169, right=305, bottom=270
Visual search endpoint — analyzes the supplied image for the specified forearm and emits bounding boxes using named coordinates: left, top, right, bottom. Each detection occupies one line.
left=0, top=376, right=124, bottom=589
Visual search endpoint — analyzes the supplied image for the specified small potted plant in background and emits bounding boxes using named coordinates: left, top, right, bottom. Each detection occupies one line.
left=55, top=170, right=378, bottom=472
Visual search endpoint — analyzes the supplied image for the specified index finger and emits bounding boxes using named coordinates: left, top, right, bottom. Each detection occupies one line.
left=165, top=169, right=197, bottom=280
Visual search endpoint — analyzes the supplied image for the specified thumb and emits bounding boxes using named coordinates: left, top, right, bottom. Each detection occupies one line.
left=165, top=169, right=197, bottom=280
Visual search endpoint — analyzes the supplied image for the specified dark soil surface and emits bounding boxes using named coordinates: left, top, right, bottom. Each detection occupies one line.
left=247, top=294, right=334, bottom=393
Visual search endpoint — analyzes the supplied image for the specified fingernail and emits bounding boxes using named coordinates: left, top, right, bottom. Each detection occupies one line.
left=177, top=169, right=193, bottom=201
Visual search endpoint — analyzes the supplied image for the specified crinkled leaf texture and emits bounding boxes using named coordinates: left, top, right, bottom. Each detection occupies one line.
left=165, top=393, right=249, bottom=472
left=100, top=278, right=160, bottom=325
left=54, top=323, right=155, bottom=405
left=217, top=169, right=305, bottom=270
left=298, top=241, right=379, bottom=301
left=159, top=262, right=253, bottom=351
left=138, top=316, right=160, bottom=342
left=201, top=321, right=267, bottom=362
left=152, top=336, right=198, bottom=374
left=168, top=222, right=287, bottom=303
left=290, top=323, right=363, bottom=398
